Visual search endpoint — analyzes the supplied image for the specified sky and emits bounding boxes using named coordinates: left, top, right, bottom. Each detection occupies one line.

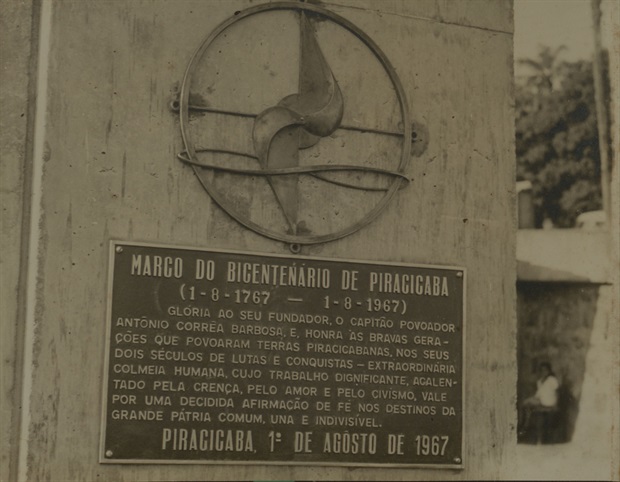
left=514, top=0, right=595, bottom=68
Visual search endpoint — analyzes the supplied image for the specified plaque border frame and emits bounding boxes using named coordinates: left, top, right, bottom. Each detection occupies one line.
left=99, top=240, right=466, bottom=469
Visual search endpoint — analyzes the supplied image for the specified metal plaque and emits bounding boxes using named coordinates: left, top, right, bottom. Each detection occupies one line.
left=100, top=241, right=465, bottom=468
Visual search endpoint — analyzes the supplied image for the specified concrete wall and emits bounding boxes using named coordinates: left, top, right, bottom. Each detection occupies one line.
left=573, top=1, right=620, bottom=477
left=0, top=1, right=37, bottom=481
left=517, top=230, right=610, bottom=283
left=6, top=1, right=516, bottom=480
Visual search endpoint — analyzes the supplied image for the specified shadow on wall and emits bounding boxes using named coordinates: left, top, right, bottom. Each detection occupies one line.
left=517, top=283, right=599, bottom=443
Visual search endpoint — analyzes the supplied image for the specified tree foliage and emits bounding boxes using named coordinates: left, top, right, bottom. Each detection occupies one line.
left=515, top=46, right=603, bottom=227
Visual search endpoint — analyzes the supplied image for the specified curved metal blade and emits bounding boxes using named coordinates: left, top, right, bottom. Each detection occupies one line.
left=252, top=106, right=303, bottom=231
left=251, top=11, right=345, bottom=234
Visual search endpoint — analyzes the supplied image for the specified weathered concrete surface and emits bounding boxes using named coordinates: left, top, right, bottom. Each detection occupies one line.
left=516, top=230, right=610, bottom=283
left=15, top=1, right=516, bottom=480
left=0, top=1, right=37, bottom=481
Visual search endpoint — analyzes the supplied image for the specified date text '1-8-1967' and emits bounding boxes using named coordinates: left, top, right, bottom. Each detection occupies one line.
left=100, top=242, right=464, bottom=468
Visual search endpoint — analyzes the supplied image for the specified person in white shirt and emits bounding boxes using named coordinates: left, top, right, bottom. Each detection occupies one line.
left=518, top=362, right=559, bottom=435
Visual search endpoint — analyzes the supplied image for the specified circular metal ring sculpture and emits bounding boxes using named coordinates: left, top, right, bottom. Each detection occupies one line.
left=178, top=1, right=411, bottom=246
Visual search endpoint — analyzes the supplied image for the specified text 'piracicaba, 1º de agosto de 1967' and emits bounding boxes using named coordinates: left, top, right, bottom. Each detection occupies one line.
left=101, top=242, right=464, bottom=468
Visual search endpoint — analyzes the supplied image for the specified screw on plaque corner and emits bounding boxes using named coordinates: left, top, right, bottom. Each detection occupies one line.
left=115, top=246, right=123, bottom=253
left=105, top=450, right=113, bottom=457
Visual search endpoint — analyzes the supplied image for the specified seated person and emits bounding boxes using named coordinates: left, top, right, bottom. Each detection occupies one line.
left=519, top=362, right=559, bottom=434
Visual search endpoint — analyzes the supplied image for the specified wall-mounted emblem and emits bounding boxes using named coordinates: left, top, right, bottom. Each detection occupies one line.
left=175, top=2, right=423, bottom=249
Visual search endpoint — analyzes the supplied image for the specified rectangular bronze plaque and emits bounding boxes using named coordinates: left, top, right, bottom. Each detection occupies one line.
left=100, top=241, right=465, bottom=467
